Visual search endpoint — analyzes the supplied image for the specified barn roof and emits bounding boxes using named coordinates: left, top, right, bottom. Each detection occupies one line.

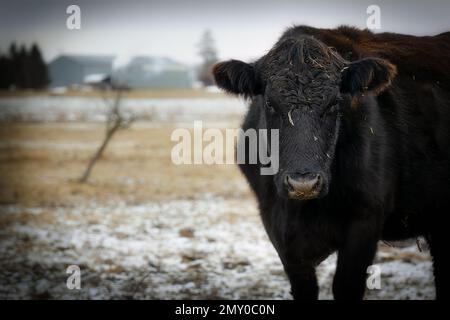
left=50, top=54, right=115, bottom=68
left=127, top=55, right=189, bottom=72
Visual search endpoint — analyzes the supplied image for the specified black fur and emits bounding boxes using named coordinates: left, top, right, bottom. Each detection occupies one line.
left=213, top=60, right=262, bottom=97
left=213, top=25, right=450, bottom=300
left=341, top=57, right=397, bottom=95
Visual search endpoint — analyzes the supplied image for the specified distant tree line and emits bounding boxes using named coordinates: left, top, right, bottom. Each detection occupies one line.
left=0, top=43, right=49, bottom=89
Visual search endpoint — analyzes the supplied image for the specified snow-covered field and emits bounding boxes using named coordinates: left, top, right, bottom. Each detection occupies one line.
left=0, top=94, right=436, bottom=299
left=0, top=194, right=434, bottom=300
left=0, top=96, right=247, bottom=122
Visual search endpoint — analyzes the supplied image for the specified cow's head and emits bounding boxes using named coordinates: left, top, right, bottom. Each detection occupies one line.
left=213, top=35, right=396, bottom=200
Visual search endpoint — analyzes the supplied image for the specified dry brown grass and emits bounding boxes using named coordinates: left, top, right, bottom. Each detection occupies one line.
left=0, top=122, right=250, bottom=207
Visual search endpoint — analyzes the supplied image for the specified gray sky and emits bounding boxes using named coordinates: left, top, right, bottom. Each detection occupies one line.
left=1, top=0, right=450, bottom=65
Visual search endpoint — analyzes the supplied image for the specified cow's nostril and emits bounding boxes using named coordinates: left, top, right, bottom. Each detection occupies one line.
left=284, top=173, right=323, bottom=199
left=312, top=174, right=322, bottom=190
left=284, top=175, right=290, bottom=188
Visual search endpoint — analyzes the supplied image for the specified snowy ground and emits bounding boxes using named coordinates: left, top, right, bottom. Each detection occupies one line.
left=0, top=96, right=247, bottom=123
left=0, top=93, right=436, bottom=299
left=0, top=194, right=434, bottom=300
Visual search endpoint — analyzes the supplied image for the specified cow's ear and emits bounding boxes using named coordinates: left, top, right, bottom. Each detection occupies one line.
left=212, top=60, right=263, bottom=97
left=340, top=57, right=397, bottom=96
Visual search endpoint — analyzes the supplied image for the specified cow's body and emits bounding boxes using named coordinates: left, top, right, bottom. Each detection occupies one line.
left=234, top=26, right=450, bottom=299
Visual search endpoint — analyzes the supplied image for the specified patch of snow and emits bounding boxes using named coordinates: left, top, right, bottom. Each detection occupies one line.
left=49, top=87, right=68, bottom=95
left=84, top=74, right=109, bottom=84
left=0, top=96, right=247, bottom=123
left=0, top=195, right=435, bottom=299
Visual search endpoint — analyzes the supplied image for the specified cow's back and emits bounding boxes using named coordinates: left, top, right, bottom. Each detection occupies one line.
left=282, top=26, right=450, bottom=90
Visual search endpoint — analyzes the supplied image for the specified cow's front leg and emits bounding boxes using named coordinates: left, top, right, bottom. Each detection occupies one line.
left=283, top=260, right=318, bottom=300
left=332, top=215, right=381, bottom=300
left=261, top=202, right=324, bottom=300
left=274, top=233, right=322, bottom=300
left=268, top=228, right=320, bottom=299
left=427, top=226, right=449, bottom=299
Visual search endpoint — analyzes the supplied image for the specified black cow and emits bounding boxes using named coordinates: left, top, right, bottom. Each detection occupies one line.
left=213, top=25, right=450, bottom=300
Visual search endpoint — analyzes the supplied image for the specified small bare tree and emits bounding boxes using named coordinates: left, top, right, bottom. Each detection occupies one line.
left=79, top=85, right=135, bottom=183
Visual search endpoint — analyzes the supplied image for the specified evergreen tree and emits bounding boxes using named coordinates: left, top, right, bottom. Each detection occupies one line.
left=8, top=42, right=19, bottom=88
left=30, top=44, right=49, bottom=88
left=0, top=42, right=49, bottom=89
left=0, top=53, right=13, bottom=89
left=17, top=45, right=31, bottom=88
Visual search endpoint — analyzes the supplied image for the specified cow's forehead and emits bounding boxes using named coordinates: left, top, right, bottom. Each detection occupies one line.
left=265, top=66, right=340, bottom=108
left=262, top=36, right=345, bottom=72
left=260, top=36, right=344, bottom=107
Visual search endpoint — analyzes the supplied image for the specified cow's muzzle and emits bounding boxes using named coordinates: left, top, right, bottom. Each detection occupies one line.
left=284, top=172, right=324, bottom=200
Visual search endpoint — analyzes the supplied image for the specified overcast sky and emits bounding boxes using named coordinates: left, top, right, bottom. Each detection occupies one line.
left=1, top=0, right=450, bottom=66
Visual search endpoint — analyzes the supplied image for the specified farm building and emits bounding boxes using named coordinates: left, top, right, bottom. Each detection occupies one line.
left=48, top=54, right=193, bottom=89
left=48, top=55, right=115, bottom=88
left=114, top=56, right=193, bottom=89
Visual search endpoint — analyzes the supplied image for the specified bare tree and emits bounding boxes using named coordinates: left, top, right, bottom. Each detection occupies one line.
left=79, top=85, right=135, bottom=183
left=197, top=30, right=218, bottom=86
